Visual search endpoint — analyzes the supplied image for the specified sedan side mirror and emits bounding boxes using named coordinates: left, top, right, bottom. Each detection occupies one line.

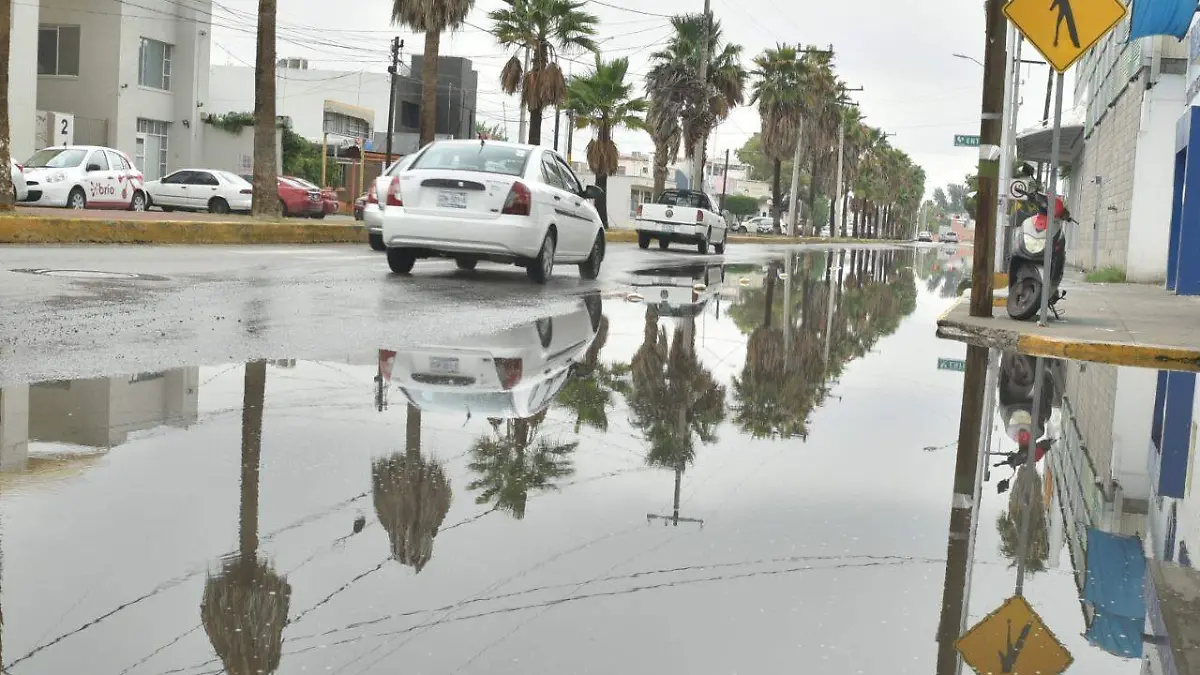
left=584, top=185, right=604, bottom=201
left=86, top=164, right=102, bottom=172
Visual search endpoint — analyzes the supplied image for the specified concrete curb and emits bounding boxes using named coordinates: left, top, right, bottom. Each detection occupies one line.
left=0, top=214, right=367, bottom=245
left=936, top=297, right=1200, bottom=372
left=1, top=214, right=903, bottom=247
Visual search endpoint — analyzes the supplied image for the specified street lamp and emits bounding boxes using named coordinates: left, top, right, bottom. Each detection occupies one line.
left=953, top=53, right=985, bottom=67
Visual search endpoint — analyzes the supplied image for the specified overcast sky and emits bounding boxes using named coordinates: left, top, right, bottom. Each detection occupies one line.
left=208, top=0, right=1072, bottom=198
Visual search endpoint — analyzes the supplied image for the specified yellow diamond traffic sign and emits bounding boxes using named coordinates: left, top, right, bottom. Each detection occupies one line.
left=956, top=595, right=1073, bottom=675
left=1003, top=0, right=1128, bottom=73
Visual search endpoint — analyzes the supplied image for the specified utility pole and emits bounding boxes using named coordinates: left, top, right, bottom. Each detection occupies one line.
left=384, top=37, right=402, bottom=168
left=691, top=0, right=712, bottom=186
left=967, top=0, right=1008, bottom=318
left=553, top=105, right=561, bottom=151
left=565, top=110, right=575, bottom=163
left=719, top=148, right=730, bottom=211
left=833, top=87, right=863, bottom=239
left=995, top=27, right=1019, bottom=274
left=518, top=48, right=529, bottom=143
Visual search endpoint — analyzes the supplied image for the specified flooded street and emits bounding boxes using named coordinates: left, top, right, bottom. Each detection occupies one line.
left=0, top=246, right=1192, bottom=674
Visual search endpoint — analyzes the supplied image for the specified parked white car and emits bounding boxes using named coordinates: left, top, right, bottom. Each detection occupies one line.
left=10, top=159, right=29, bottom=202
left=20, top=145, right=146, bottom=210
left=635, top=189, right=728, bottom=253
left=144, top=169, right=252, bottom=214
left=376, top=139, right=607, bottom=284
left=378, top=294, right=602, bottom=419
left=367, top=155, right=415, bottom=251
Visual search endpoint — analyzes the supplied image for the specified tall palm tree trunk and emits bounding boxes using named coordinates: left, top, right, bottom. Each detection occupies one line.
left=839, top=190, right=849, bottom=237
left=653, top=144, right=669, bottom=196
left=596, top=172, right=610, bottom=228
left=762, top=263, right=779, bottom=328
left=0, top=0, right=12, bottom=210
left=419, top=31, right=441, bottom=147
left=240, top=361, right=267, bottom=561
left=406, top=403, right=422, bottom=458
left=805, top=154, right=819, bottom=236
left=527, top=44, right=546, bottom=145
left=771, top=159, right=782, bottom=230
left=251, top=0, right=279, bottom=219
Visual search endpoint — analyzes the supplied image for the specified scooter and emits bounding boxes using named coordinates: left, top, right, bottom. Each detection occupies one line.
left=1007, top=190, right=1073, bottom=321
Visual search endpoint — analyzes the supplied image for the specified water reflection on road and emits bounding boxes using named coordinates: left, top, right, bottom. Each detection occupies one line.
left=1, top=245, right=1191, bottom=674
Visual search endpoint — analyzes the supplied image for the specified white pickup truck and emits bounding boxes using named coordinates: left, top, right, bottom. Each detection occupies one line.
left=634, top=189, right=728, bottom=254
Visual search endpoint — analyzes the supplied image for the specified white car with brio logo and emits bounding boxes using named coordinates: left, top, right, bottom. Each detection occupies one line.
left=376, top=139, right=607, bottom=284
left=20, top=145, right=147, bottom=211
left=10, top=159, right=30, bottom=202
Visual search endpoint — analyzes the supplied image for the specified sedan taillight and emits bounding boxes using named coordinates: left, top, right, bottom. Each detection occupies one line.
left=240, top=188, right=252, bottom=194
left=386, top=176, right=403, bottom=207
left=501, top=181, right=532, bottom=216
left=696, top=209, right=704, bottom=222
left=494, top=358, right=523, bottom=389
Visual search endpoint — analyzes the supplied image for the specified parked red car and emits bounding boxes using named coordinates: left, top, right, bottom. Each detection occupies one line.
left=285, top=176, right=339, bottom=219
left=277, top=176, right=323, bottom=218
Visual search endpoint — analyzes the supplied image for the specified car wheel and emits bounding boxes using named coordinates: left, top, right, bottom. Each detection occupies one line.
left=456, top=257, right=478, bottom=271
left=535, top=317, right=553, bottom=348
left=208, top=197, right=230, bottom=215
left=387, top=247, right=416, bottom=274
left=578, top=232, right=604, bottom=280
left=638, top=233, right=651, bottom=249
left=128, top=191, right=147, bottom=212
left=279, top=199, right=289, bottom=218
left=526, top=231, right=556, bottom=284
left=368, top=232, right=386, bottom=251
left=658, top=239, right=670, bottom=250
left=583, top=292, right=602, bottom=331
left=697, top=228, right=710, bottom=254
left=714, top=231, right=726, bottom=254
left=68, top=187, right=87, bottom=210
left=310, top=212, right=326, bottom=220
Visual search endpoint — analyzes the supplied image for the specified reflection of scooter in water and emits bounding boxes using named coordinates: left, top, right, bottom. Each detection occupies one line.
left=993, top=353, right=1058, bottom=493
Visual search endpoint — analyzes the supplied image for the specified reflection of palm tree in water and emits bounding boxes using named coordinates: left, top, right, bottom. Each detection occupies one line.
left=1050, top=0, right=1080, bottom=48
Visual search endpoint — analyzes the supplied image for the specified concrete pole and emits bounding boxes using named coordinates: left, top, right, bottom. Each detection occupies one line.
left=518, top=48, right=529, bottom=143
left=995, top=27, right=1020, bottom=274
left=1015, top=356, right=1049, bottom=595
left=787, top=118, right=805, bottom=237
left=833, top=117, right=846, bottom=238
left=1037, top=72, right=1065, bottom=327
left=320, top=132, right=327, bottom=188
left=692, top=0, right=713, bottom=186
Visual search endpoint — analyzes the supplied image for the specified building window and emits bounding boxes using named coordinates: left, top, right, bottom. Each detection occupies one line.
left=37, top=25, right=80, bottom=76
left=136, top=118, right=170, bottom=181
left=138, top=38, right=173, bottom=90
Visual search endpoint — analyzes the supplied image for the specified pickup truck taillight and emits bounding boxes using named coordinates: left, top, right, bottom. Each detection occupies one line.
left=636, top=204, right=643, bottom=217
left=386, top=176, right=403, bottom=207
left=501, top=181, right=532, bottom=216
left=494, top=358, right=523, bottom=389
left=696, top=209, right=704, bottom=222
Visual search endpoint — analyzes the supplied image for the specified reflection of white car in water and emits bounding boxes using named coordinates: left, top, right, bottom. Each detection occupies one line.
left=631, top=264, right=726, bottom=317
left=379, top=295, right=603, bottom=418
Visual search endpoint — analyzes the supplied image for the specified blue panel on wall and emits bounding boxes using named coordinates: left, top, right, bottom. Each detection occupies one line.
left=1159, top=371, right=1195, bottom=498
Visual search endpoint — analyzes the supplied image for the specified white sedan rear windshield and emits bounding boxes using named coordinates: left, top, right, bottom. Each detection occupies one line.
left=410, top=144, right=530, bottom=176
left=25, top=148, right=87, bottom=169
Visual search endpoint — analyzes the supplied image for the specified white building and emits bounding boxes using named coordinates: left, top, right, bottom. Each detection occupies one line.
left=31, top=0, right=213, bottom=180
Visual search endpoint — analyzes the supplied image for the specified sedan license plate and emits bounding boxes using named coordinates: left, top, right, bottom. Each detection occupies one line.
left=437, top=191, right=467, bottom=209
left=429, top=357, right=460, bottom=374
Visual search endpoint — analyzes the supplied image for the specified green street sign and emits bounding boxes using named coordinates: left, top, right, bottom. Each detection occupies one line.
left=954, top=135, right=980, bottom=147
left=938, top=358, right=966, bottom=372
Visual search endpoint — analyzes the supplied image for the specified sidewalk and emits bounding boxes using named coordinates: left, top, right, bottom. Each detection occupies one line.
left=937, top=280, right=1200, bottom=371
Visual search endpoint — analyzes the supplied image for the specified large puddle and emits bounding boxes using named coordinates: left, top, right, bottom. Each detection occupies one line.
left=0, top=245, right=1193, bottom=674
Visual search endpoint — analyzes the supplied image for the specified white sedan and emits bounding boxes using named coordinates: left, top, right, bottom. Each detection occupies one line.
left=144, top=169, right=253, bottom=214
left=20, top=145, right=147, bottom=210
left=366, top=155, right=415, bottom=251
left=376, top=139, right=607, bottom=284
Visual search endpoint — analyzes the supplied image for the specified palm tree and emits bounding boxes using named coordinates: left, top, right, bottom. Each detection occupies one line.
left=467, top=411, right=576, bottom=519
left=646, top=14, right=746, bottom=187
left=371, top=403, right=452, bottom=573
left=556, top=313, right=632, bottom=432
left=564, top=55, right=647, bottom=227
left=0, top=0, right=12, bottom=211
left=250, top=0, right=281, bottom=218
left=749, top=44, right=804, bottom=232
left=201, top=362, right=291, bottom=675
left=795, top=49, right=838, bottom=236
left=392, top=0, right=475, bottom=147
left=491, top=0, right=599, bottom=146
left=646, top=97, right=683, bottom=197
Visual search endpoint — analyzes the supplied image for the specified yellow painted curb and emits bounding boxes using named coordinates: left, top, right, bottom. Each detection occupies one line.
left=0, top=214, right=365, bottom=245
left=1015, top=333, right=1200, bottom=372
left=938, top=297, right=966, bottom=322
left=605, top=229, right=893, bottom=246
left=994, top=272, right=1009, bottom=287
left=993, top=296, right=1007, bottom=307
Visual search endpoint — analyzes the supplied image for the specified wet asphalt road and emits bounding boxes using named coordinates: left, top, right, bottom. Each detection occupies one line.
left=0, top=245, right=1164, bottom=675
left=0, top=242, right=839, bottom=385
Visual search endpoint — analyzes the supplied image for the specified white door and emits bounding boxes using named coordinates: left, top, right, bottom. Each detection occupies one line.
left=189, top=171, right=221, bottom=210
left=83, top=149, right=118, bottom=207
left=552, top=155, right=595, bottom=254
left=154, top=171, right=188, bottom=208
left=105, top=150, right=135, bottom=207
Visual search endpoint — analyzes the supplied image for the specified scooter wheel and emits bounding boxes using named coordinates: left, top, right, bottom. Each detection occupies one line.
left=1007, top=278, right=1042, bottom=321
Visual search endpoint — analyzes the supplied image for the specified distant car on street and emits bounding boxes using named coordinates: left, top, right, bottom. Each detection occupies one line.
left=277, top=177, right=323, bottom=218
left=20, top=145, right=146, bottom=211
left=747, top=216, right=775, bottom=235
left=940, top=230, right=959, bottom=243
left=635, top=189, right=728, bottom=253
left=285, top=176, right=339, bottom=218
left=917, top=231, right=933, bottom=242
left=144, top=169, right=253, bottom=214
